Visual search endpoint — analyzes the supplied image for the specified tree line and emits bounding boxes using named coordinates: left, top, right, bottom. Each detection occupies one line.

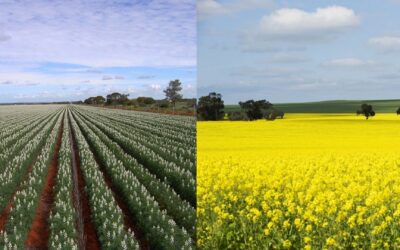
left=197, top=92, right=400, bottom=121
left=83, top=80, right=195, bottom=113
left=197, top=92, right=284, bottom=121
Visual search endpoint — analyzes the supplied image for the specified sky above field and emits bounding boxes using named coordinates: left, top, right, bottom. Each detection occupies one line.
left=0, top=0, right=196, bottom=103
left=198, top=0, right=400, bottom=104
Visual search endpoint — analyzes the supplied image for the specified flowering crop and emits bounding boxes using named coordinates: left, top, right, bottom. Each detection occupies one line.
left=197, top=114, right=400, bottom=249
left=0, top=110, right=63, bottom=249
left=49, top=114, right=79, bottom=250
left=71, top=106, right=195, bottom=249
left=0, top=104, right=195, bottom=249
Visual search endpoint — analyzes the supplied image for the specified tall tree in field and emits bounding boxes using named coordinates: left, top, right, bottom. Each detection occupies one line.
left=357, top=103, right=375, bottom=119
left=397, top=107, right=400, bottom=115
left=197, top=92, right=225, bottom=120
left=164, top=79, right=183, bottom=113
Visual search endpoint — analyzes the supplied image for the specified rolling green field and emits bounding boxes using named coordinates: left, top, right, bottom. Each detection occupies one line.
left=225, top=99, right=400, bottom=113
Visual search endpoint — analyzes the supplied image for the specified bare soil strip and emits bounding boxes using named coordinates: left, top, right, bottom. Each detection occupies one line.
left=25, top=114, right=64, bottom=249
left=69, top=116, right=101, bottom=250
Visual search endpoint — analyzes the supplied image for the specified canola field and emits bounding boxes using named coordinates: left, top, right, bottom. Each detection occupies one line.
left=197, top=114, right=400, bottom=249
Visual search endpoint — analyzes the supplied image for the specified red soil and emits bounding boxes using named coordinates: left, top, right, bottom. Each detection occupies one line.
left=69, top=117, right=101, bottom=250
left=25, top=117, right=64, bottom=249
left=0, top=161, right=35, bottom=233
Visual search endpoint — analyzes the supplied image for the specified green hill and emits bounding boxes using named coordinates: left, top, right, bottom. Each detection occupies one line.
left=225, top=99, right=400, bottom=113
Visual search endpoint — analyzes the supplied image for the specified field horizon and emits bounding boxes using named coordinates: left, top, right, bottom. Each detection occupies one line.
left=225, top=99, right=400, bottom=114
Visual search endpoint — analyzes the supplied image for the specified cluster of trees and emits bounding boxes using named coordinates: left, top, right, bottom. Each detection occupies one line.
left=83, top=96, right=105, bottom=105
left=197, top=92, right=284, bottom=121
left=83, top=80, right=188, bottom=111
left=197, top=92, right=225, bottom=120
left=357, top=104, right=375, bottom=119
left=357, top=104, right=400, bottom=118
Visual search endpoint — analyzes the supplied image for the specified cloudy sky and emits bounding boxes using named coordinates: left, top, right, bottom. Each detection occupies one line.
left=0, top=0, right=196, bottom=103
left=198, top=0, right=400, bottom=104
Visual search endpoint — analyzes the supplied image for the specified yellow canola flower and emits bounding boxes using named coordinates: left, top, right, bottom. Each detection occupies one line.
left=197, top=114, right=400, bottom=249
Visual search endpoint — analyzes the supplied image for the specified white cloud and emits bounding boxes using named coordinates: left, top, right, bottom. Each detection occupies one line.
left=265, top=53, right=310, bottom=64
left=198, top=0, right=273, bottom=17
left=0, top=33, right=10, bottom=42
left=137, top=75, right=155, bottom=79
left=369, top=36, right=400, bottom=51
left=102, top=75, right=113, bottom=80
left=241, top=6, right=359, bottom=52
left=198, top=0, right=226, bottom=16
left=0, top=0, right=196, bottom=67
left=150, top=84, right=162, bottom=91
left=258, top=6, right=359, bottom=39
left=322, top=58, right=376, bottom=67
left=1, top=80, right=13, bottom=85
left=115, top=75, right=125, bottom=80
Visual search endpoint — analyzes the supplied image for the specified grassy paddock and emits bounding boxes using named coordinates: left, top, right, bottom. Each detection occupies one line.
left=225, top=99, right=400, bottom=113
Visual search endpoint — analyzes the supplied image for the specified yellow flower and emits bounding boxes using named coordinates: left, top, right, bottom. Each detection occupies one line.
left=283, top=240, right=292, bottom=248
left=283, top=220, right=290, bottom=229
left=304, top=236, right=311, bottom=244
left=326, top=237, right=336, bottom=246
left=294, top=218, right=302, bottom=228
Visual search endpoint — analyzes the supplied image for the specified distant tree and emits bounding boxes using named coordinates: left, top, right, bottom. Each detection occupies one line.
left=158, top=100, right=170, bottom=108
left=164, top=79, right=183, bottom=112
left=94, top=96, right=105, bottom=105
left=357, top=103, right=375, bottom=119
left=239, top=99, right=273, bottom=121
left=197, top=92, right=225, bottom=121
left=137, top=96, right=156, bottom=106
left=228, top=111, right=249, bottom=121
left=126, top=99, right=137, bottom=106
left=397, top=107, right=400, bottom=115
left=84, top=96, right=105, bottom=105
left=106, top=92, right=129, bottom=105
left=84, top=97, right=95, bottom=105
left=265, top=109, right=285, bottom=120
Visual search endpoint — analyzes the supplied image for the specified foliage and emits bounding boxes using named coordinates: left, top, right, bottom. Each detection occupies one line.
left=239, top=99, right=272, bottom=121
left=106, top=92, right=129, bottom=105
left=227, top=111, right=248, bottom=121
left=197, top=92, right=225, bottom=121
left=164, top=79, right=183, bottom=107
left=357, top=104, right=375, bottom=119
left=265, top=109, right=285, bottom=120
left=136, top=96, right=156, bottom=106
left=84, top=96, right=105, bottom=105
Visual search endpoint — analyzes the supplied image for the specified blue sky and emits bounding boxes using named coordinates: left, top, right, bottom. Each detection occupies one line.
left=198, top=0, right=400, bottom=104
left=0, top=0, right=196, bottom=103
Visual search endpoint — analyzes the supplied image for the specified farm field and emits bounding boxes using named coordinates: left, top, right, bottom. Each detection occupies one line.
left=225, top=99, right=400, bottom=113
left=197, top=113, right=400, bottom=249
left=0, top=105, right=196, bottom=249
